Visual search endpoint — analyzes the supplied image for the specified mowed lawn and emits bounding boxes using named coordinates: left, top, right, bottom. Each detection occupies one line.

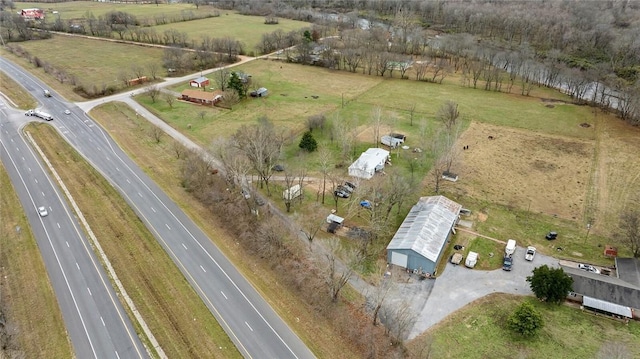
left=407, top=294, right=640, bottom=359
left=149, top=60, right=384, bottom=143
left=5, top=35, right=165, bottom=99
left=151, top=14, right=311, bottom=53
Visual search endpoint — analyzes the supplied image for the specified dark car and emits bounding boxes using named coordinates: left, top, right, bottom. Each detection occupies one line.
left=272, top=164, right=285, bottom=172
left=545, top=231, right=558, bottom=240
left=343, top=181, right=357, bottom=192
left=502, top=255, right=513, bottom=271
left=334, top=189, right=350, bottom=198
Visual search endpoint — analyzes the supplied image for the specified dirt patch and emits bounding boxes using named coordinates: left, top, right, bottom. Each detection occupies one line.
left=355, top=124, right=393, bottom=143
left=449, top=122, right=593, bottom=221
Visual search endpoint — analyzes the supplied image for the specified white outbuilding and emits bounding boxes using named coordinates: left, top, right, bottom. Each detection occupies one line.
left=348, top=148, right=390, bottom=179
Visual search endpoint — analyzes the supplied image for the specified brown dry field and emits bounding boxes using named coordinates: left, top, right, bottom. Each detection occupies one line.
left=451, top=121, right=594, bottom=221
left=339, top=116, right=640, bottom=238
left=438, top=115, right=640, bottom=235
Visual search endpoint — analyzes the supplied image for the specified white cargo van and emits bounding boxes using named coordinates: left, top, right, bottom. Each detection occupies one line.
left=505, top=239, right=516, bottom=256
left=465, top=251, right=478, bottom=268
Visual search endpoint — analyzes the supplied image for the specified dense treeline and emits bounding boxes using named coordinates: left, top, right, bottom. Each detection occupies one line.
left=216, top=0, right=640, bottom=124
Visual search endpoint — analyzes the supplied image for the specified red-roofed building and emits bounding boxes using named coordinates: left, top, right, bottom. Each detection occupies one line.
left=181, top=89, right=223, bottom=105
left=21, top=8, right=45, bottom=20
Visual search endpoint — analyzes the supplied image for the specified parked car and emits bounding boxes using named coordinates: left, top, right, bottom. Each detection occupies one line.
left=37, top=206, right=49, bottom=217
left=525, top=246, right=536, bottom=261
left=344, top=181, right=357, bottom=192
left=545, top=231, right=558, bottom=240
left=272, top=164, right=285, bottom=172
left=578, top=263, right=600, bottom=274
left=334, top=189, right=350, bottom=198
left=502, top=255, right=513, bottom=271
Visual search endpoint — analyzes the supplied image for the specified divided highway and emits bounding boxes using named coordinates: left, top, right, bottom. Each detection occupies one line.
left=0, top=87, right=148, bottom=357
left=1, top=57, right=315, bottom=358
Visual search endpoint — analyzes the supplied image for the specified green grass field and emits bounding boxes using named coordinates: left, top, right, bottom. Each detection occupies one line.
left=408, top=293, right=640, bottom=358
left=0, top=72, right=37, bottom=109
left=0, top=164, right=73, bottom=358
left=16, top=1, right=217, bottom=23
left=150, top=14, right=311, bottom=53
left=11, top=35, right=165, bottom=86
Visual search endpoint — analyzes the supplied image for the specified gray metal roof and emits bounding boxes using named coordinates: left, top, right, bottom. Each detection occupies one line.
left=386, top=196, right=462, bottom=262
left=563, top=266, right=640, bottom=310
left=583, top=296, right=633, bottom=318
left=615, top=258, right=640, bottom=287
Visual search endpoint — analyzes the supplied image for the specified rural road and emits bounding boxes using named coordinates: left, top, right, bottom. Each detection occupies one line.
left=1, top=55, right=315, bottom=358
left=0, top=66, right=148, bottom=357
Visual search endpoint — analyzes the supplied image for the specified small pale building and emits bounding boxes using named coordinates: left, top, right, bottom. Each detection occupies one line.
left=348, top=148, right=389, bottom=179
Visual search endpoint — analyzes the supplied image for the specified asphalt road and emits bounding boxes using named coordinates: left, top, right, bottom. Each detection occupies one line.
left=1, top=57, right=315, bottom=358
left=0, top=74, right=148, bottom=357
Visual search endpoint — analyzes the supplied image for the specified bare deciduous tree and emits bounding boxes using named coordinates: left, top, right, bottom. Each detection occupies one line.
left=324, top=237, right=360, bottom=302
left=149, top=125, right=163, bottom=143
left=214, top=69, right=230, bottom=91
left=211, top=137, right=250, bottom=187
left=164, top=93, right=175, bottom=108
left=172, top=140, right=186, bottom=159
left=615, top=209, right=640, bottom=258
left=317, top=148, right=332, bottom=204
left=298, top=203, right=326, bottom=250
left=379, top=299, right=416, bottom=344
left=233, top=117, right=283, bottom=195
left=145, top=85, right=160, bottom=103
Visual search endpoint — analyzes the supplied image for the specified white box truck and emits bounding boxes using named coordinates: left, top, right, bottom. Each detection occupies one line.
left=505, top=239, right=516, bottom=256
left=465, top=251, right=478, bottom=268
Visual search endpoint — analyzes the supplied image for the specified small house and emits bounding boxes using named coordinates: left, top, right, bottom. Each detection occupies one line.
left=348, top=148, right=389, bottom=179
left=181, top=89, right=223, bottom=106
left=190, top=76, right=210, bottom=88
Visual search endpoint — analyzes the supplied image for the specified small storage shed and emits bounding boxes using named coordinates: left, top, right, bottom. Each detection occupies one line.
left=386, top=196, right=462, bottom=275
left=348, top=148, right=390, bottom=179
left=326, top=214, right=344, bottom=224
left=381, top=135, right=404, bottom=149
left=190, top=76, right=210, bottom=88
left=252, top=87, right=268, bottom=97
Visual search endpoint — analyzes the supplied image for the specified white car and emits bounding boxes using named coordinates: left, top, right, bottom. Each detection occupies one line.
left=578, top=263, right=600, bottom=274
left=37, top=206, right=49, bottom=217
left=525, top=246, right=536, bottom=261
left=64, top=109, right=71, bottom=115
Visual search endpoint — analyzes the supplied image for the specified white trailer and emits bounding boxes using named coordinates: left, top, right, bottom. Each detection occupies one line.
left=26, top=109, right=53, bottom=121
left=505, top=239, right=516, bottom=256
left=465, top=251, right=478, bottom=268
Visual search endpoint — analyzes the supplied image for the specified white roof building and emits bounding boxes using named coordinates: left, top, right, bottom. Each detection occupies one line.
left=387, top=196, right=462, bottom=274
left=348, top=148, right=389, bottom=179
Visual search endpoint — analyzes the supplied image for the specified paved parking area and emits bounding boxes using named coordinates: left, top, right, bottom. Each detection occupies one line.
left=408, top=246, right=558, bottom=339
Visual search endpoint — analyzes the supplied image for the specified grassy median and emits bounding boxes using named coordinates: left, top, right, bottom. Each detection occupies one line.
left=27, top=122, right=241, bottom=359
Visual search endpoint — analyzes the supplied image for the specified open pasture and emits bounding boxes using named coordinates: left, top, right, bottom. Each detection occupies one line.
left=16, top=1, right=217, bottom=23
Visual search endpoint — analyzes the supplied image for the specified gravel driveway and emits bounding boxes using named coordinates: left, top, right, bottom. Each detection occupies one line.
left=408, top=246, right=559, bottom=339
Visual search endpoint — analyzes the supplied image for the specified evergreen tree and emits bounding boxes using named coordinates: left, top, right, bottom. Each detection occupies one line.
left=299, top=131, right=318, bottom=152
left=228, top=71, right=245, bottom=98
